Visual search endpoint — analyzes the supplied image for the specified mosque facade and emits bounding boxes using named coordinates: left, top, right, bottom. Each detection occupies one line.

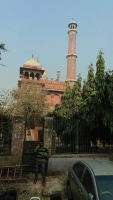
left=17, top=20, right=78, bottom=140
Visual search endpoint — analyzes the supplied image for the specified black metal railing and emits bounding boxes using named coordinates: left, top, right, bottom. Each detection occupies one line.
left=52, top=118, right=113, bottom=154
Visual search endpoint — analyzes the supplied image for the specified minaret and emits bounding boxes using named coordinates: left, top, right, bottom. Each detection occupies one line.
left=66, top=20, right=78, bottom=86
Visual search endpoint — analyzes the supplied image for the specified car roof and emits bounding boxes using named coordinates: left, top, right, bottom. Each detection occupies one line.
left=75, top=160, right=113, bottom=176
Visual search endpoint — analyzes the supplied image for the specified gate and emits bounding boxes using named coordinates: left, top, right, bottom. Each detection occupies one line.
left=22, top=119, right=53, bottom=173
left=22, top=116, right=44, bottom=172
left=22, top=140, right=49, bottom=174
left=22, top=141, right=39, bottom=172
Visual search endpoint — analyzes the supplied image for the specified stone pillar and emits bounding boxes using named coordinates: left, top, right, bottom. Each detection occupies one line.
left=11, top=116, right=25, bottom=164
left=0, top=115, right=25, bottom=166
left=43, top=117, right=53, bottom=155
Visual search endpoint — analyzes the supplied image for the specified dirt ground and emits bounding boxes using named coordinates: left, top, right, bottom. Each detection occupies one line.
left=0, top=174, right=68, bottom=200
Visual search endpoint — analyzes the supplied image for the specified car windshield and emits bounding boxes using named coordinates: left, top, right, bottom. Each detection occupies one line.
left=96, top=176, right=113, bottom=200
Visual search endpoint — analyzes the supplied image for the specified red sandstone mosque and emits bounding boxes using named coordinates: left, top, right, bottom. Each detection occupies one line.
left=18, top=20, right=78, bottom=114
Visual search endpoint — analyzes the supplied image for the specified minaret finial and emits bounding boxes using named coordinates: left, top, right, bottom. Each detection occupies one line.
left=32, top=53, right=34, bottom=58
left=56, top=69, right=60, bottom=81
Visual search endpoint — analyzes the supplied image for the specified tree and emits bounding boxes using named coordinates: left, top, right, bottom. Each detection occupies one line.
left=0, top=44, right=7, bottom=52
left=103, top=70, right=113, bottom=131
left=52, top=51, right=113, bottom=150
left=53, top=76, right=82, bottom=144
left=95, top=51, right=105, bottom=99
left=71, top=74, right=83, bottom=118
left=80, top=52, right=106, bottom=129
left=82, top=63, right=96, bottom=102
left=0, top=89, right=14, bottom=115
left=94, top=51, right=106, bottom=127
left=55, top=83, right=72, bottom=119
left=81, top=63, right=97, bottom=128
left=11, top=81, right=48, bottom=119
left=0, top=44, right=7, bottom=66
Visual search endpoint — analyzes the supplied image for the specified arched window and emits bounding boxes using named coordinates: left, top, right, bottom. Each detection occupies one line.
left=36, top=73, right=40, bottom=80
left=25, top=71, right=29, bottom=79
left=30, top=72, right=34, bottom=79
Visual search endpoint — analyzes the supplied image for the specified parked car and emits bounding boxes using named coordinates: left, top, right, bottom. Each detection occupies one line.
left=67, top=159, right=113, bottom=200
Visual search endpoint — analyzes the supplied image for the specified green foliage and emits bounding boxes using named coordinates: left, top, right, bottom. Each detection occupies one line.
left=0, top=89, right=14, bottom=115
left=71, top=74, right=83, bottom=117
left=79, top=51, right=106, bottom=129
left=102, top=70, right=113, bottom=131
left=92, top=51, right=106, bottom=128
left=53, top=50, right=113, bottom=133
left=55, top=75, right=83, bottom=119
left=0, top=44, right=7, bottom=66
left=95, top=51, right=105, bottom=78
left=81, top=63, right=97, bottom=128
left=0, top=114, right=13, bottom=136
left=11, top=81, right=48, bottom=118
left=95, top=51, right=105, bottom=100
left=55, top=83, right=73, bottom=119
left=83, top=63, right=96, bottom=101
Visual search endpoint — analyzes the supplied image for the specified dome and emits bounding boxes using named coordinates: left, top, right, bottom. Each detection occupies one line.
left=41, top=66, right=48, bottom=80
left=23, top=56, right=48, bottom=80
left=24, top=57, right=41, bottom=68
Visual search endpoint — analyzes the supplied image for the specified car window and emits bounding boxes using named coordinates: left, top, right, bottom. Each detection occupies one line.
left=73, top=163, right=85, bottom=181
left=82, top=169, right=95, bottom=198
left=96, top=175, right=113, bottom=194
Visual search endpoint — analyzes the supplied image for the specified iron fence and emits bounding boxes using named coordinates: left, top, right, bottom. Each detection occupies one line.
left=0, top=115, right=13, bottom=155
left=78, top=121, right=113, bottom=154
left=52, top=118, right=78, bottom=154
left=52, top=118, right=113, bottom=154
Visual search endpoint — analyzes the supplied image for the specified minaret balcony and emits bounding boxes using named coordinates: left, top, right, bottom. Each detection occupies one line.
left=66, top=54, right=78, bottom=58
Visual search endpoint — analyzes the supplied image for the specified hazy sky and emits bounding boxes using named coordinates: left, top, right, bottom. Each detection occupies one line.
left=0, top=0, right=113, bottom=91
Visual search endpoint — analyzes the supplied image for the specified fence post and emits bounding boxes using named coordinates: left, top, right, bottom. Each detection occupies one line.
left=75, top=119, right=79, bottom=154
left=43, top=117, right=53, bottom=155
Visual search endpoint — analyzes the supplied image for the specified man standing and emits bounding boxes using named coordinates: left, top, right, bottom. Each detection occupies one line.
left=33, top=139, right=50, bottom=186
